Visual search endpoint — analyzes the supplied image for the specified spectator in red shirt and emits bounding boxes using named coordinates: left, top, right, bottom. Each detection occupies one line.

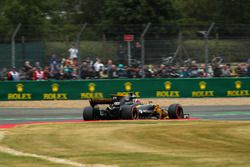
left=8, top=66, right=20, bottom=81
left=33, top=67, right=46, bottom=81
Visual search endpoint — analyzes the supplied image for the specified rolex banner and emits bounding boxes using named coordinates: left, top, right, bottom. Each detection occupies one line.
left=0, top=78, right=250, bottom=101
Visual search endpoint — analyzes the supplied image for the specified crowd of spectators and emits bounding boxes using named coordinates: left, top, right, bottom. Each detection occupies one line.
left=1, top=57, right=250, bottom=81
left=0, top=44, right=250, bottom=81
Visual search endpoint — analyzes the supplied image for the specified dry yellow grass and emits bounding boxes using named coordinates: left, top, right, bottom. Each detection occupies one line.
left=0, top=98, right=249, bottom=108
left=1, top=121, right=250, bottom=167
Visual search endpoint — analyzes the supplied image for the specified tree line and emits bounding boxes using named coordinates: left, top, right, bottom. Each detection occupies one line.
left=0, top=0, right=250, bottom=40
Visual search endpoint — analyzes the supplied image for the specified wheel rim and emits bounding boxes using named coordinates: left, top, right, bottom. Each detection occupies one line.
left=177, top=106, right=184, bottom=119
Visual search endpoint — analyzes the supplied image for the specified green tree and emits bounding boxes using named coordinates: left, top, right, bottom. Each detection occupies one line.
left=217, top=0, right=250, bottom=24
left=74, top=0, right=105, bottom=24
left=173, top=0, right=250, bottom=24
left=172, top=0, right=219, bottom=24
left=0, top=0, right=7, bottom=22
left=3, top=0, right=44, bottom=25
left=103, top=0, right=179, bottom=24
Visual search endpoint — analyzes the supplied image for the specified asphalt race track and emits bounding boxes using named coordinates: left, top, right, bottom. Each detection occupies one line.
left=0, top=105, right=250, bottom=125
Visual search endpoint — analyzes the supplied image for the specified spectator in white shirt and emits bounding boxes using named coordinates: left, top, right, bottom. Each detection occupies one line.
left=68, top=44, right=79, bottom=66
left=94, top=58, right=104, bottom=78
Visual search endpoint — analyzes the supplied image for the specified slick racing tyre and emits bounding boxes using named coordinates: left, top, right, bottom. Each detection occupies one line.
left=168, top=104, right=184, bottom=119
left=83, top=106, right=95, bottom=121
left=121, top=105, right=139, bottom=120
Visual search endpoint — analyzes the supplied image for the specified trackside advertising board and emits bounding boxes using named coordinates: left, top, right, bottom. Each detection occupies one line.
left=0, top=78, right=250, bottom=101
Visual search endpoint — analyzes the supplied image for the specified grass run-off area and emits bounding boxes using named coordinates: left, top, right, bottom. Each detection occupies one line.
left=1, top=120, right=250, bottom=167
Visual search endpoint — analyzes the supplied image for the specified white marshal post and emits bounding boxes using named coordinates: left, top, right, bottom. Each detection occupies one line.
left=124, top=34, right=134, bottom=66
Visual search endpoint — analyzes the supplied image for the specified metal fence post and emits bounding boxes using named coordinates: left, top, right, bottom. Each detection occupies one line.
left=140, top=22, right=151, bottom=78
left=205, top=22, right=215, bottom=72
left=11, top=23, right=22, bottom=67
left=76, top=23, right=87, bottom=63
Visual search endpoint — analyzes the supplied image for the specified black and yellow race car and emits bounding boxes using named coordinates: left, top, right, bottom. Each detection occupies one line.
left=83, top=93, right=188, bottom=121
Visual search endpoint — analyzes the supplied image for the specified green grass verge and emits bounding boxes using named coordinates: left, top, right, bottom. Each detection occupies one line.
left=45, top=39, right=250, bottom=64
left=184, top=39, right=250, bottom=62
left=1, top=120, right=250, bottom=167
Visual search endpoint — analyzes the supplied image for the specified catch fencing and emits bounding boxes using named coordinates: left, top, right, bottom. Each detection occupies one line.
left=0, top=24, right=250, bottom=70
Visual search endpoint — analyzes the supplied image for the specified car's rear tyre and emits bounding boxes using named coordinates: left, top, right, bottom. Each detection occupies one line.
left=121, top=105, right=138, bottom=120
left=168, top=104, right=184, bottom=119
left=83, top=106, right=95, bottom=120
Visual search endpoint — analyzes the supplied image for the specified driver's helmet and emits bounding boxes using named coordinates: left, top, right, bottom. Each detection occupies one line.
left=112, top=96, right=118, bottom=101
left=128, top=92, right=136, bottom=98
left=133, top=98, right=141, bottom=103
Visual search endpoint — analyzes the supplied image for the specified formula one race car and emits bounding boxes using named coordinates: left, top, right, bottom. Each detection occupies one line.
left=83, top=93, right=188, bottom=120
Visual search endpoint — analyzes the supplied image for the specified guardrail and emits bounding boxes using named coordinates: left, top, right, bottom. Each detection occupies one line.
left=0, top=78, right=250, bottom=101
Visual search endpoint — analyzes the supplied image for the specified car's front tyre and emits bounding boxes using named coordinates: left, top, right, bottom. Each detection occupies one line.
left=121, top=105, right=139, bottom=120
left=168, top=104, right=184, bottom=119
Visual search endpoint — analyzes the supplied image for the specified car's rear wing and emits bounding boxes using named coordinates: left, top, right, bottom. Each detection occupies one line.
left=89, top=93, right=136, bottom=107
left=89, top=98, right=113, bottom=107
